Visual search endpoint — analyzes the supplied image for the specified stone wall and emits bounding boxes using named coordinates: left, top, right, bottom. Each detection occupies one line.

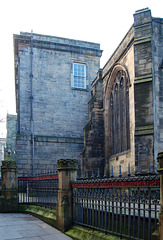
left=81, top=24, right=135, bottom=176
left=81, top=8, right=163, bottom=177
left=14, top=32, right=102, bottom=175
left=152, top=18, right=163, bottom=170
left=16, top=135, right=83, bottom=176
left=103, top=28, right=135, bottom=177
left=81, top=69, right=105, bottom=176
left=133, top=8, right=154, bottom=173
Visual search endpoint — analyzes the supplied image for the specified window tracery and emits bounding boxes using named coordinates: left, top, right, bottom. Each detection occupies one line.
left=110, top=70, right=130, bottom=155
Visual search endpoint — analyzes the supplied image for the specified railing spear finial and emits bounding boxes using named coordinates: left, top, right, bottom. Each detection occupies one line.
left=81, top=171, right=84, bottom=180
left=119, top=165, right=122, bottom=177
left=97, top=168, right=100, bottom=178
left=76, top=170, right=80, bottom=180
left=111, top=166, right=114, bottom=178
left=103, top=167, right=107, bottom=178
left=137, top=162, right=141, bottom=178
left=119, top=165, right=122, bottom=178
left=148, top=160, right=152, bottom=175
left=128, top=163, right=131, bottom=177
left=91, top=170, right=94, bottom=179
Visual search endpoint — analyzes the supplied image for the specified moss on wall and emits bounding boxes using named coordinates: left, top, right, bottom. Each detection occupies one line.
left=66, top=226, right=126, bottom=240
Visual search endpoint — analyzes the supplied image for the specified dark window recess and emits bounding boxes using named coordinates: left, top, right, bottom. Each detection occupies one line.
left=110, top=70, right=130, bottom=155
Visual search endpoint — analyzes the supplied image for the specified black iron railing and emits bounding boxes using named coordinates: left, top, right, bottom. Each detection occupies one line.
left=72, top=174, right=160, bottom=240
left=18, top=174, right=58, bottom=209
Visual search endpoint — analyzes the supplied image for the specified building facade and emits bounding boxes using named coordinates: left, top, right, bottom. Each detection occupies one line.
left=81, top=8, right=163, bottom=177
left=14, top=32, right=102, bottom=176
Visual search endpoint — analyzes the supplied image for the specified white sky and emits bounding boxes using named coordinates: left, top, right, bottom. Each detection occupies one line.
left=0, top=0, right=162, bottom=137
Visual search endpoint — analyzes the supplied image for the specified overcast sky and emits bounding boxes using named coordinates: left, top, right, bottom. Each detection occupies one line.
left=0, top=0, right=162, bottom=137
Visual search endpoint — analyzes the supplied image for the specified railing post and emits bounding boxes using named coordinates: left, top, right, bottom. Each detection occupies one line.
left=157, top=152, right=163, bottom=239
left=57, top=159, right=78, bottom=232
left=0, top=151, right=18, bottom=212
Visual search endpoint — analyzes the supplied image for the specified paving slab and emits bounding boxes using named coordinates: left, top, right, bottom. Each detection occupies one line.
left=0, top=213, right=72, bottom=240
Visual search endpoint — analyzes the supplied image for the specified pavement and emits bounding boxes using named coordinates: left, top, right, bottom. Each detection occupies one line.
left=0, top=213, right=73, bottom=240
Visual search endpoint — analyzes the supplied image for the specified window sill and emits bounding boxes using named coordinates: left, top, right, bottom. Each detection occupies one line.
left=71, top=87, right=89, bottom=92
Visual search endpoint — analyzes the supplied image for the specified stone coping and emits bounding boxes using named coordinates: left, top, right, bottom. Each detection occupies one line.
left=57, top=159, right=78, bottom=170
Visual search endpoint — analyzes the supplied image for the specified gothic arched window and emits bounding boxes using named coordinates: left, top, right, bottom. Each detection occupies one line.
left=110, top=70, right=130, bottom=155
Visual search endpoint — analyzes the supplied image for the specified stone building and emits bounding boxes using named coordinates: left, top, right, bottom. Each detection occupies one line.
left=14, top=32, right=102, bottom=176
left=81, top=8, right=163, bottom=177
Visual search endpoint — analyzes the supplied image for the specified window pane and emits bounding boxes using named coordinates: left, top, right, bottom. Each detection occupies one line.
left=73, top=63, right=86, bottom=89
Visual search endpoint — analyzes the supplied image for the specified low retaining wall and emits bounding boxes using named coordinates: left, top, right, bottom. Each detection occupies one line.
left=66, top=225, right=126, bottom=240
left=19, top=205, right=57, bottom=229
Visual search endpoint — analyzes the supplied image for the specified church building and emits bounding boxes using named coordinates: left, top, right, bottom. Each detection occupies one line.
left=81, top=8, right=163, bottom=177
left=14, top=8, right=163, bottom=177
